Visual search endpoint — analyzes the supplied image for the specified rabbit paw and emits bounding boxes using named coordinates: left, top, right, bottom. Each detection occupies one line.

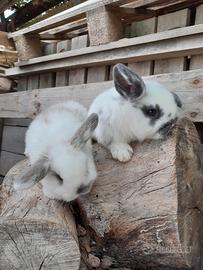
left=110, top=143, right=133, bottom=162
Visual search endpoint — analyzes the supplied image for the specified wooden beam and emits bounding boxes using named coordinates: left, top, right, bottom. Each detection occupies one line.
left=40, top=18, right=87, bottom=39
left=7, top=0, right=131, bottom=38
left=1, top=69, right=203, bottom=122
left=6, top=24, right=203, bottom=77
left=87, top=6, right=123, bottom=46
left=13, top=34, right=42, bottom=61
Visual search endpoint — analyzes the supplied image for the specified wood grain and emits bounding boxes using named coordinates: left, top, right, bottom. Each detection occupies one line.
left=69, top=35, right=88, bottom=85
left=154, top=9, right=189, bottom=74
left=128, top=17, right=156, bottom=76
left=1, top=69, right=203, bottom=122
left=55, top=40, right=71, bottom=87
left=78, top=118, right=203, bottom=269
left=0, top=159, right=81, bottom=269
left=39, top=43, right=56, bottom=88
left=190, top=5, right=203, bottom=70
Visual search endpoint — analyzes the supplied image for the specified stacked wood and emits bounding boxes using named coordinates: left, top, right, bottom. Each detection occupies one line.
left=1, top=118, right=203, bottom=269
left=0, top=159, right=81, bottom=269
left=77, top=118, right=203, bottom=269
left=0, top=31, right=17, bottom=66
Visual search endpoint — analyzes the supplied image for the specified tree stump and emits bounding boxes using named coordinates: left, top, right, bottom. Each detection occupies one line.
left=78, top=118, right=203, bottom=270
left=0, top=159, right=80, bottom=270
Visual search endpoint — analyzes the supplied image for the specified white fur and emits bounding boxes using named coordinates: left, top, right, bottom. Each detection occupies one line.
left=88, top=80, right=180, bottom=162
left=20, top=101, right=97, bottom=202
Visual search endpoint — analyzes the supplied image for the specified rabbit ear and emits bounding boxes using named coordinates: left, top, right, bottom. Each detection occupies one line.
left=14, top=157, right=50, bottom=190
left=172, top=92, right=182, bottom=108
left=113, top=63, right=146, bottom=101
left=71, top=113, right=98, bottom=149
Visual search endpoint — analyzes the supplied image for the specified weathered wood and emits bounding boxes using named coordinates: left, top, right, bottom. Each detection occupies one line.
left=40, top=18, right=87, bottom=40
left=14, top=34, right=42, bottom=61
left=1, top=125, right=26, bottom=154
left=7, top=24, right=203, bottom=77
left=69, top=35, right=88, bottom=85
left=87, top=66, right=107, bottom=83
left=0, top=150, right=24, bottom=176
left=0, top=159, right=81, bottom=269
left=128, top=17, right=156, bottom=76
left=190, top=4, right=203, bottom=70
left=27, top=74, right=39, bottom=90
left=39, top=43, right=56, bottom=88
left=1, top=69, right=203, bottom=122
left=154, top=9, right=189, bottom=74
left=78, top=118, right=203, bottom=269
left=4, top=118, right=31, bottom=127
left=87, top=6, right=123, bottom=46
left=17, top=76, right=27, bottom=92
left=0, top=31, right=15, bottom=51
left=0, top=76, right=13, bottom=92
left=55, top=40, right=71, bottom=87
left=7, top=0, right=137, bottom=38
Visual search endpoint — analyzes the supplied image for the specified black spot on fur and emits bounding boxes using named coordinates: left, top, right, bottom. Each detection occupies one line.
left=141, top=104, right=164, bottom=125
left=159, top=117, right=177, bottom=136
left=172, top=93, right=182, bottom=108
left=51, top=171, right=63, bottom=184
left=77, top=183, right=92, bottom=195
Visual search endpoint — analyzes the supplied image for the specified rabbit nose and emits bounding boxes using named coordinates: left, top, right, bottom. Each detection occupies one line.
left=159, top=118, right=177, bottom=136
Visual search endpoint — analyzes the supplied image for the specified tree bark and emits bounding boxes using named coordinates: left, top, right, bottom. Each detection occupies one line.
left=0, top=159, right=81, bottom=270
left=78, top=118, right=203, bottom=270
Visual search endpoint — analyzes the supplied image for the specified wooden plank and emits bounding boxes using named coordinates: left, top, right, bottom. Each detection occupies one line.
left=39, top=43, right=56, bottom=88
left=1, top=125, right=26, bottom=154
left=69, top=35, right=88, bottom=85
left=1, top=69, right=203, bottom=121
left=7, top=0, right=136, bottom=38
left=15, top=24, right=203, bottom=67
left=55, top=40, right=71, bottom=87
left=27, top=74, right=39, bottom=90
left=17, top=77, right=27, bottom=91
left=4, top=118, right=31, bottom=126
left=6, top=25, right=203, bottom=77
left=190, top=5, right=203, bottom=70
left=40, top=18, right=87, bottom=39
left=0, top=150, right=24, bottom=176
left=128, top=17, right=156, bottom=76
left=154, top=9, right=190, bottom=74
left=87, top=66, right=107, bottom=83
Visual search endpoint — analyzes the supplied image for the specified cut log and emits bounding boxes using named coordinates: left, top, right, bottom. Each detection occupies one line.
left=78, top=118, right=203, bottom=269
left=0, top=159, right=81, bottom=269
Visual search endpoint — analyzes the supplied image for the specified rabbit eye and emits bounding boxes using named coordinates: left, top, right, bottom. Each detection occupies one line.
left=146, top=108, right=157, bottom=117
left=141, top=104, right=163, bottom=124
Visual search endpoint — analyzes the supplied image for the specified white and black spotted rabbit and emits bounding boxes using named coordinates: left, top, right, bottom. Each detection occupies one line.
left=14, top=101, right=98, bottom=202
left=88, top=63, right=182, bottom=162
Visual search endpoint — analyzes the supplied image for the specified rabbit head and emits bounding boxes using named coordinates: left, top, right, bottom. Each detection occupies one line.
left=113, top=63, right=182, bottom=141
left=14, top=113, right=98, bottom=202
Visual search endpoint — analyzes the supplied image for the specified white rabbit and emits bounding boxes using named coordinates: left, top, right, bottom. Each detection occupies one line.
left=14, top=101, right=98, bottom=202
left=88, top=63, right=182, bottom=162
